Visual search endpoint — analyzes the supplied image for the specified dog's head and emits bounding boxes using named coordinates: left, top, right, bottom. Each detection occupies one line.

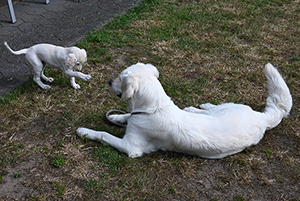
left=65, top=48, right=87, bottom=71
left=109, top=63, right=165, bottom=112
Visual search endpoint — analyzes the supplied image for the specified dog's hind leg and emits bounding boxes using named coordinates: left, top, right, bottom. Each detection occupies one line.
left=26, top=54, right=51, bottom=89
left=183, top=106, right=208, bottom=114
left=41, top=62, right=54, bottom=83
left=29, top=59, right=51, bottom=89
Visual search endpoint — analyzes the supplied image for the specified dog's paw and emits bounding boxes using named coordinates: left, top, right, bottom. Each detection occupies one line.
left=48, top=77, right=54, bottom=82
left=72, top=83, right=81, bottom=89
left=76, top=127, right=92, bottom=138
left=84, top=75, right=92, bottom=81
left=41, top=85, right=51, bottom=89
left=129, top=152, right=143, bottom=158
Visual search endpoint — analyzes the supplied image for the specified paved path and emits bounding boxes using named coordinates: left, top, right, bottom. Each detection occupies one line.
left=0, top=0, right=142, bottom=96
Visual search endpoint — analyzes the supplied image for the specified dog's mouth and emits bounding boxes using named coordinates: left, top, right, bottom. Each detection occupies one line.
left=73, top=65, right=82, bottom=72
left=109, top=79, right=122, bottom=98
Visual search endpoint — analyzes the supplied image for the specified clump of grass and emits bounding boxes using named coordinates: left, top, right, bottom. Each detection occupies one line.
left=93, top=145, right=129, bottom=174
left=51, top=153, right=65, bottom=168
left=55, top=182, right=66, bottom=197
left=14, top=172, right=20, bottom=178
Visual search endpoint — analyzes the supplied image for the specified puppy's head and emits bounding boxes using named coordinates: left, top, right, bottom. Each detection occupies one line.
left=109, top=63, right=159, bottom=101
left=65, top=49, right=87, bottom=71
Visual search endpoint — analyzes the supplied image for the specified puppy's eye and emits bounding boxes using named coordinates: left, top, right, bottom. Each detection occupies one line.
left=76, top=62, right=80, bottom=65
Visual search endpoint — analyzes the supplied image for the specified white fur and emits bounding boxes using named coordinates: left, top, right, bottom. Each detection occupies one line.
left=4, top=41, right=91, bottom=89
left=77, top=63, right=292, bottom=159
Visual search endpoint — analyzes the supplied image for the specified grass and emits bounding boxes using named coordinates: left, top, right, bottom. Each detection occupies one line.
left=51, top=153, right=65, bottom=168
left=0, top=0, right=299, bottom=200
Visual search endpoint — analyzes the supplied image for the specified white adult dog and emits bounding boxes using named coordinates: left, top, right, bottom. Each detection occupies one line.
left=4, top=42, right=91, bottom=89
left=77, top=63, right=292, bottom=159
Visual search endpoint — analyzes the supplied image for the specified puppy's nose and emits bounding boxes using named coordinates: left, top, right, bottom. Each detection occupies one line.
left=108, top=79, right=113, bottom=86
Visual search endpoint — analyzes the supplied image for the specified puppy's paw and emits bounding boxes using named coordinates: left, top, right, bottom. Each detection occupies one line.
left=84, top=75, right=92, bottom=81
left=72, top=83, right=81, bottom=89
left=48, top=77, right=54, bottom=82
left=41, top=85, right=51, bottom=89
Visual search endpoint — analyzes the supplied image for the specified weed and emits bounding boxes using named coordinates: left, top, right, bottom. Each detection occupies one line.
left=84, top=177, right=108, bottom=193
left=57, top=141, right=63, bottom=147
left=51, top=153, right=65, bottom=168
left=55, top=182, right=66, bottom=197
left=93, top=145, right=129, bottom=174
left=81, top=134, right=89, bottom=143
left=234, top=195, right=246, bottom=201
left=14, top=172, right=20, bottom=178
left=264, top=148, right=273, bottom=160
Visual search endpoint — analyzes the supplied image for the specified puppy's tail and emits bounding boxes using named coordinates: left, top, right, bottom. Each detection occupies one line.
left=263, top=63, right=292, bottom=130
left=4, top=41, right=28, bottom=55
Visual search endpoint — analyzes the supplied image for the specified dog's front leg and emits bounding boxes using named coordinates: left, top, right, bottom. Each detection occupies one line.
left=70, top=77, right=80, bottom=89
left=76, top=127, right=142, bottom=157
left=64, top=70, right=91, bottom=89
left=65, top=70, right=92, bottom=81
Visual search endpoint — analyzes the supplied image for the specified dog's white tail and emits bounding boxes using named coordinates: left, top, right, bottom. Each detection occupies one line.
left=4, top=41, right=28, bottom=55
left=263, top=63, right=292, bottom=130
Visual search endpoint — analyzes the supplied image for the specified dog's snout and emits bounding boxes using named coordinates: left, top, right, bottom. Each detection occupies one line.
left=108, top=79, right=113, bottom=86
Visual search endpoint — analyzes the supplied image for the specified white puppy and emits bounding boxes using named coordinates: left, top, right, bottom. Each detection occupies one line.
left=77, top=63, right=292, bottom=159
left=4, top=42, right=91, bottom=89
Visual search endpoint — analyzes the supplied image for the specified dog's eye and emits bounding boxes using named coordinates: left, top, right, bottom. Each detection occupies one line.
left=76, top=62, right=80, bottom=65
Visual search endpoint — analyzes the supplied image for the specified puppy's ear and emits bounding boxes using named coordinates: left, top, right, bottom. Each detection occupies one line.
left=121, top=71, right=139, bottom=101
left=81, top=49, right=87, bottom=62
left=65, top=53, right=77, bottom=70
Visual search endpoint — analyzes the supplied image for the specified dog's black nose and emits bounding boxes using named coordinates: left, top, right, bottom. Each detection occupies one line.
left=108, top=79, right=113, bottom=86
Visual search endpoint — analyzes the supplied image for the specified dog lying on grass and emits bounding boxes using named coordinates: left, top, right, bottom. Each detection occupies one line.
left=77, top=63, right=292, bottom=159
left=4, top=42, right=91, bottom=89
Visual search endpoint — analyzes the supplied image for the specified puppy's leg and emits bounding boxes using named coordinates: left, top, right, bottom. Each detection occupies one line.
left=64, top=70, right=91, bottom=89
left=76, top=127, right=143, bottom=158
left=28, top=58, right=51, bottom=89
left=70, top=77, right=80, bottom=89
left=64, top=70, right=92, bottom=81
left=108, top=114, right=131, bottom=124
left=41, top=65, right=54, bottom=83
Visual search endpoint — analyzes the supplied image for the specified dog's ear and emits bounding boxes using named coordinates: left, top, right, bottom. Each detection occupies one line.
left=121, top=71, right=139, bottom=101
left=65, top=53, right=77, bottom=70
left=144, top=63, right=159, bottom=78
left=80, top=49, right=87, bottom=62
left=152, top=65, right=159, bottom=78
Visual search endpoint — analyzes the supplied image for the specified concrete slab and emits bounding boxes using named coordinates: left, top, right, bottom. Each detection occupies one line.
left=0, top=0, right=143, bottom=96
